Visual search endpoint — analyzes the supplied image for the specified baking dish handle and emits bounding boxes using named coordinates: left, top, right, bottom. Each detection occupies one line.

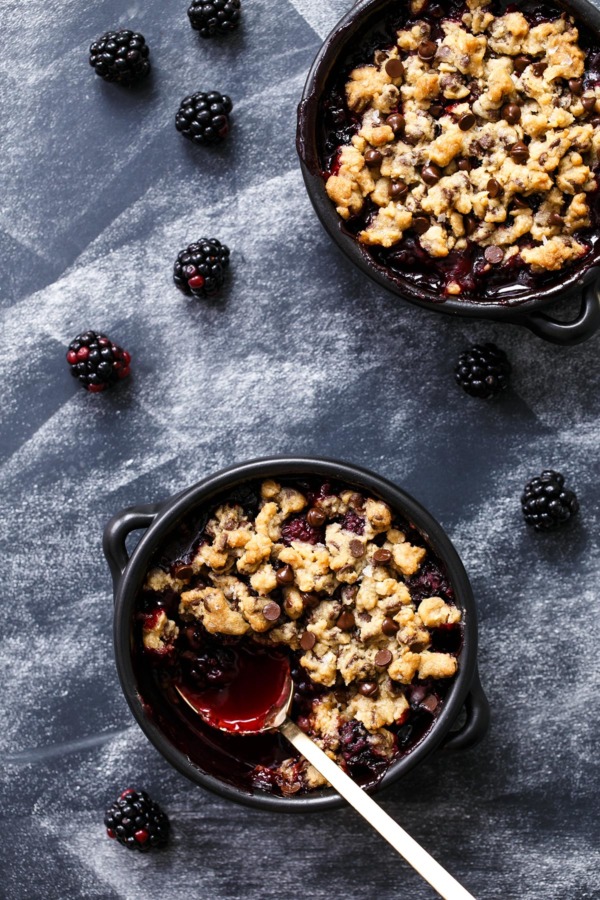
left=511, top=272, right=600, bottom=345
left=103, top=502, right=164, bottom=592
left=440, top=668, right=490, bottom=753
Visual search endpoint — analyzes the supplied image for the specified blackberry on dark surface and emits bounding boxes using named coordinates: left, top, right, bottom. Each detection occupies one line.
left=173, top=238, right=230, bottom=298
left=105, top=789, right=169, bottom=851
left=188, top=0, right=241, bottom=38
left=175, top=91, right=232, bottom=145
left=66, top=331, right=131, bottom=393
left=89, top=31, right=150, bottom=85
left=455, top=343, right=511, bottom=398
left=521, top=470, right=579, bottom=531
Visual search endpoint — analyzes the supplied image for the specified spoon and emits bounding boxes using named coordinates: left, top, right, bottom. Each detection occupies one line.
left=176, top=658, right=476, bottom=900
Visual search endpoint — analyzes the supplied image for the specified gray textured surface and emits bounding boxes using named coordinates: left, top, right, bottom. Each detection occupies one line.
left=1, top=1, right=599, bottom=898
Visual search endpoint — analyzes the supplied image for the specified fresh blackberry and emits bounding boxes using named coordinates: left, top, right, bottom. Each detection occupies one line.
left=521, top=470, right=579, bottom=531
left=173, top=238, right=230, bottom=298
left=66, top=331, right=131, bottom=393
left=188, top=0, right=241, bottom=38
left=280, top=516, right=322, bottom=546
left=105, top=789, right=169, bottom=852
left=89, top=31, right=150, bottom=85
left=175, top=91, right=232, bottom=144
left=455, top=343, right=511, bottom=398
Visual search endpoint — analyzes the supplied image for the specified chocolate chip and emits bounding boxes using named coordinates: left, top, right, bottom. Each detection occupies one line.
left=385, top=58, right=405, bottom=79
left=464, top=215, right=478, bottom=236
left=307, top=507, right=326, bottom=527
left=484, top=245, right=504, bottom=265
left=512, top=195, right=529, bottom=210
left=382, top=617, right=400, bottom=636
left=429, top=103, right=444, bottom=119
left=263, top=601, right=281, bottom=622
left=458, top=112, right=476, bottom=131
left=502, top=103, right=521, bottom=124
left=582, top=95, right=597, bottom=112
left=457, top=158, right=472, bottom=172
left=173, top=563, right=194, bottom=578
left=337, top=610, right=356, bottom=631
left=375, top=649, right=393, bottom=667
left=592, top=117, right=600, bottom=129
left=412, top=215, right=430, bottom=235
left=549, top=212, right=564, bottom=227
left=390, top=179, right=409, bottom=201
left=510, top=141, right=529, bottom=164
left=276, top=564, right=295, bottom=585
left=373, top=548, right=392, bottom=564
left=569, top=78, right=584, bottom=96
left=418, top=40, right=437, bottom=62
left=487, top=178, right=501, bottom=199
left=514, top=55, right=530, bottom=75
left=300, top=631, right=316, bottom=651
left=386, top=112, right=405, bottom=134
left=364, top=148, right=383, bottom=167
left=349, top=539, right=365, bottom=558
left=422, top=163, right=442, bottom=186
left=301, top=591, right=320, bottom=609
left=420, top=694, right=439, bottom=714
left=358, top=682, right=379, bottom=697
left=532, top=62, right=547, bottom=77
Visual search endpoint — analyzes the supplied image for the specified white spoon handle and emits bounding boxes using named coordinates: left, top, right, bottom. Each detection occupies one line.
left=281, top=718, right=476, bottom=900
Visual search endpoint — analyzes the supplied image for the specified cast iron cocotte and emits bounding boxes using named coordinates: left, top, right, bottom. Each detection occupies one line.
left=104, top=457, right=489, bottom=811
left=296, top=0, right=600, bottom=345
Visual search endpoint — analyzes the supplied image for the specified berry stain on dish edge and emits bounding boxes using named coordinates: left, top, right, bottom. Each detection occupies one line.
left=133, top=476, right=463, bottom=797
left=317, top=0, right=600, bottom=303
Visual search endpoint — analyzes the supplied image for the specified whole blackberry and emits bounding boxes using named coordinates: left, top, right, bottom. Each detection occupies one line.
left=66, top=331, right=131, bottom=392
left=455, top=343, right=511, bottom=398
left=175, top=91, right=232, bottom=144
left=173, top=238, right=230, bottom=298
left=188, top=0, right=241, bottom=37
left=521, top=470, right=579, bottom=531
left=105, top=789, right=169, bottom=852
left=89, top=31, right=150, bottom=85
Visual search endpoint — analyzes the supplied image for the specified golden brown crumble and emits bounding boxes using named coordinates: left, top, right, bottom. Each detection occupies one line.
left=325, top=2, right=599, bottom=289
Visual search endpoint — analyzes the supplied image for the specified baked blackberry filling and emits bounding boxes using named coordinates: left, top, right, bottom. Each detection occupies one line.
left=134, top=477, right=463, bottom=796
left=320, top=0, right=600, bottom=302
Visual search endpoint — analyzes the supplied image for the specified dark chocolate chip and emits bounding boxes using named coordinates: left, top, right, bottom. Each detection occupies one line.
left=487, top=178, right=502, bottom=199
left=569, top=78, right=583, bottom=96
left=385, top=58, right=405, bottom=79
left=532, top=62, right=547, bottom=77
left=300, top=631, right=316, bottom=651
left=421, top=694, right=439, bottom=714
left=390, top=179, right=409, bottom=200
left=458, top=112, right=476, bottom=131
left=412, top=215, right=430, bottom=235
left=418, top=40, right=437, bottom=62
left=510, top=141, right=529, bottom=164
left=263, top=601, right=281, bottom=622
left=484, top=245, right=504, bottom=265
left=592, top=117, right=600, bottom=129
left=502, top=103, right=521, bottom=124
left=349, top=539, right=365, bottom=558
left=382, top=616, right=400, bottom=636
left=337, top=610, right=356, bottom=631
left=174, top=563, right=194, bottom=578
left=464, top=215, right=478, bottom=236
left=373, top=548, right=392, bottom=564
left=374, top=648, right=393, bottom=667
left=549, top=212, right=564, bottom=227
left=307, top=507, right=326, bottom=527
left=301, top=591, right=321, bottom=609
left=514, top=56, right=530, bottom=75
left=358, top=682, right=379, bottom=697
left=364, top=148, right=383, bottom=167
left=457, top=158, right=472, bottom=172
left=582, top=95, right=597, bottom=112
left=429, top=103, right=444, bottom=119
left=276, top=564, right=295, bottom=585
left=512, top=195, right=529, bottom=210
left=386, top=113, right=405, bottom=134
left=422, top=163, right=442, bottom=186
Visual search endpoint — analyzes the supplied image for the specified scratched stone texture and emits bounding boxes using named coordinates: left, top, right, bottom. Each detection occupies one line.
left=1, top=0, right=599, bottom=898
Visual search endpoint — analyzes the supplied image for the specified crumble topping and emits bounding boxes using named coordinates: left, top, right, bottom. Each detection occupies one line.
left=325, top=0, right=600, bottom=289
left=139, top=478, right=462, bottom=793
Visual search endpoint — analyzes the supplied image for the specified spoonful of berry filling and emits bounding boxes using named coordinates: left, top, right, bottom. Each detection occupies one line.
left=175, top=646, right=474, bottom=900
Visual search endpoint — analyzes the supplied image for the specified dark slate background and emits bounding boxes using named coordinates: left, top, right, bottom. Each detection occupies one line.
left=1, top=1, right=599, bottom=897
